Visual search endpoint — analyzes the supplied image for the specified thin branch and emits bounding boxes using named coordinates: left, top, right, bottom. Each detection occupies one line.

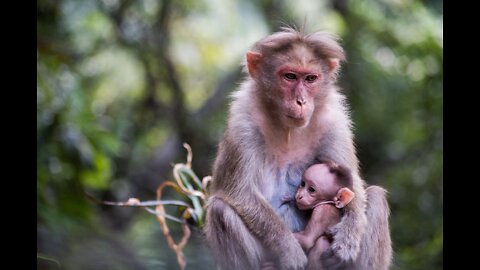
left=37, top=253, right=61, bottom=268
left=104, top=199, right=191, bottom=208
left=85, top=192, right=191, bottom=223
left=143, top=207, right=185, bottom=223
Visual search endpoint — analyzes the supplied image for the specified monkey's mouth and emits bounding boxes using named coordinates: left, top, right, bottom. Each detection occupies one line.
left=286, top=114, right=309, bottom=128
left=295, top=202, right=310, bottom=210
left=286, top=114, right=306, bottom=122
left=287, top=114, right=303, bottom=120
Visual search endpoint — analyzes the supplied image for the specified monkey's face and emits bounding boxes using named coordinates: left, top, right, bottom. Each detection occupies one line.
left=274, top=65, right=319, bottom=128
left=270, top=46, right=329, bottom=128
left=247, top=44, right=336, bottom=129
left=296, top=164, right=337, bottom=210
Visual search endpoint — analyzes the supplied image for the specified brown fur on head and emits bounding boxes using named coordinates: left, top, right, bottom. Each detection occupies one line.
left=322, top=160, right=354, bottom=190
left=247, top=28, right=345, bottom=81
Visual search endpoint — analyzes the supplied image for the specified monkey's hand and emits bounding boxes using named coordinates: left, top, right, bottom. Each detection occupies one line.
left=277, top=237, right=308, bottom=270
left=319, top=247, right=354, bottom=270
left=321, top=199, right=367, bottom=268
left=293, top=231, right=314, bottom=252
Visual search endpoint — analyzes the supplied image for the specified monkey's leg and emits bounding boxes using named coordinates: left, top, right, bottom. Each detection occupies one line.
left=204, top=196, right=265, bottom=270
left=306, top=236, right=330, bottom=270
left=355, top=185, right=393, bottom=270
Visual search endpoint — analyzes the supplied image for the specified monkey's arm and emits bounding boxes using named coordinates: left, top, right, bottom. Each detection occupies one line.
left=215, top=186, right=307, bottom=270
left=294, top=204, right=341, bottom=252
left=293, top=231, right=313, bottom=251
left=325, top=176, right=367, bottom=264
left=228, top=190, right=303, bottom=253
left=211, top=134, right=307, bottom=269
left=316, top=128, right=368, bottom=265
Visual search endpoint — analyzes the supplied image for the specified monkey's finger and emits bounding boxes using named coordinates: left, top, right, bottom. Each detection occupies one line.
left=319, top=248, right=346, bottom=270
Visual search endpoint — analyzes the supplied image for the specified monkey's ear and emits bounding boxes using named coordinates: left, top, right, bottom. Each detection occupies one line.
left=334, top=187, right=355, bottom=208
left=328, top=58, right=340, bottom=72
left=246, top=51, right=262, bottom=78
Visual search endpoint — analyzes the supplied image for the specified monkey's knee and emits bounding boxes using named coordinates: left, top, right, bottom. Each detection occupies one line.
left=366, top=185, right=389, bottom=208
left=308, top=237, right=334, bottom=270
left=205, top=196, right=248, bottom=236
left=205, top=196, right=229, bottom=233
left=315, top=236, right=331, bottom=254
left=359, top=185, right=392, bottom=270
left=205, top=196, right=264, bottom=269
left=365, top=185, right=390, bottom=229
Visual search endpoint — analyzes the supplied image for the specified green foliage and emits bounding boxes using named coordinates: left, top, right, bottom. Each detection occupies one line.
left=37, top=0, right=442, bottom=269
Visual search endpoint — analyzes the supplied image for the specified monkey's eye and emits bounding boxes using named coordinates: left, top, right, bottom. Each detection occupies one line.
left=307, top=187, right=316, bottom=193
left=305, top=75, right=318, bottom=83
left=284, top=73, right=297, bottom=80
left=300, top=181, right=305, bottom=187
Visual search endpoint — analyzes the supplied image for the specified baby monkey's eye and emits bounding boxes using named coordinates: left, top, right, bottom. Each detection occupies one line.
left=300, top=181, right=305, bottom=187
left=307, top=187, right=316, bottom=193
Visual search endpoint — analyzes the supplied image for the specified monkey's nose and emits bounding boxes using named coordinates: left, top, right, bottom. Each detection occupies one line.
left=296, top=98, right=307, bottom=106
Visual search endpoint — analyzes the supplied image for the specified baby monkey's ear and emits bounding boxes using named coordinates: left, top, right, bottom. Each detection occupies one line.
left=334, top=188, right=355, bottom=208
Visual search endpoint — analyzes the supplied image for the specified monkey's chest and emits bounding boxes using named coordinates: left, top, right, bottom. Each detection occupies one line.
left=262, top=163, right=310, bottom=232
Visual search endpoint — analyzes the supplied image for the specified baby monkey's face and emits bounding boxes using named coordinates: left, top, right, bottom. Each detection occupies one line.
left=295, top=164, right=337, bottom=210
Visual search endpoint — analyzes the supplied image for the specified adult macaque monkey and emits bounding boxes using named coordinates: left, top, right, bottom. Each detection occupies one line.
left=204, top=27, right=392, bottom=270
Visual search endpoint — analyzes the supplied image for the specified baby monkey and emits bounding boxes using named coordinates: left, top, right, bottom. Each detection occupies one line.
left=293, top=161, right=355, bottom=264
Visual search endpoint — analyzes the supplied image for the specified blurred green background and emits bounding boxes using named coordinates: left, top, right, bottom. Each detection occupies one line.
left=37, top=0, right=443, bottom=269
